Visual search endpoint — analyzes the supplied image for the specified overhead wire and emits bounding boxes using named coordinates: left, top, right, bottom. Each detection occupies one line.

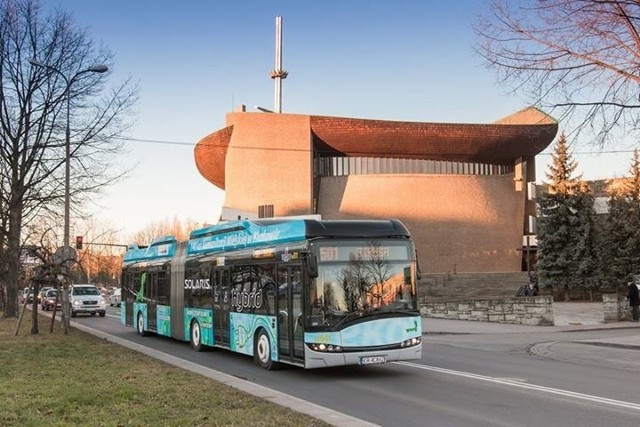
left=114, top=137, right=639, bottom=156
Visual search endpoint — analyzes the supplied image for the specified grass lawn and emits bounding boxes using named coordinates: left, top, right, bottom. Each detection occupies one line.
left=0, top=311, right=329, bottom=427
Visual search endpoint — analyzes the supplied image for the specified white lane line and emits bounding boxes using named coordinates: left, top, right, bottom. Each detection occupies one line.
left=395, top=361, right=640, bottom=412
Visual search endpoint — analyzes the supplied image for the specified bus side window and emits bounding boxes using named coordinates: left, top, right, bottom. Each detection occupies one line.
left=258, top=264, right=276, bottom=316
left=157, top=266, right=170, bottom=305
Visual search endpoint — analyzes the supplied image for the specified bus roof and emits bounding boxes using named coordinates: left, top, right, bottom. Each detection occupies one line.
left=122, top=235, right=177, bottom=263
left=123, top=219, right=410, bottom=262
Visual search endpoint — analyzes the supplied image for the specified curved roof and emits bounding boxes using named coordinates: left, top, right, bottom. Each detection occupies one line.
left=194, top=108, right=557, bottom=190
left=194, top=125, right=233, bottom=189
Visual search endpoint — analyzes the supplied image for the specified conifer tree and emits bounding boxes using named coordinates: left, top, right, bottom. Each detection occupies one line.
left=602, top=150, right=640, bottom=289
left=572, top=185, right=600, bottom=299
left=545, top=133, right=582, bottom=194
left=537, top=133, right=596, bottom=300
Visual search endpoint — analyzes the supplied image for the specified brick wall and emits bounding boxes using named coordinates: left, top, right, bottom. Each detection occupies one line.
left=318, top=174, right=525, bottom=273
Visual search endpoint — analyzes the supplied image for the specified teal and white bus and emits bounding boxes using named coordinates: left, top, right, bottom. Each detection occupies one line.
left=120, top=218, right=422, bottom=369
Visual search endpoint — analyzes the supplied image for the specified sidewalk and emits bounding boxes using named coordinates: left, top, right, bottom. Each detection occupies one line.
left=422, top=302, right=640, bottom=349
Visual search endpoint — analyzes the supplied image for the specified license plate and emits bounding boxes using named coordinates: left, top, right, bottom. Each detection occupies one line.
left=360, top=356, right=386, bottom=365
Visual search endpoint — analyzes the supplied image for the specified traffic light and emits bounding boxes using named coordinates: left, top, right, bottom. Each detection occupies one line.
left=75, top=235, right=83, bottom=250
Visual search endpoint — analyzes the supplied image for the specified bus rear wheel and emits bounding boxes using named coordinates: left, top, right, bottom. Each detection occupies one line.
left=254, top=329, right=276, bottom=370
left=137, top=312, right=147, bottom=336
left=190, top=320, right=203, bottom=352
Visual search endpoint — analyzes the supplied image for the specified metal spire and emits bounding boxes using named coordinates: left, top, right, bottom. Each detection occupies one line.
left=269, top=16, right=288, bottom=113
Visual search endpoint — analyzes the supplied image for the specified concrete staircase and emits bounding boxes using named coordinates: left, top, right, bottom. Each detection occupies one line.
left=419, top=272, right=530, bottom=301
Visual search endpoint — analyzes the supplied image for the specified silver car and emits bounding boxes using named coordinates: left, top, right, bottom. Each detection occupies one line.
left=110, top=288, right=121, bottom=307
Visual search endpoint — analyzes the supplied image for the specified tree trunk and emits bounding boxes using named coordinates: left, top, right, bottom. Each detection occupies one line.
left=30, top=284, right=39, bottom=335
left=5, top=192, right=23, bottom=318
left=13, top=293, right=29, bottom=335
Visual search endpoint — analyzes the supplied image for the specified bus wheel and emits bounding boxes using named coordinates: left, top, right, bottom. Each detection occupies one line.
left=137, top=312, right=147, bottom=336
left=254, top=329, right=275, bottom=370
left=190, top=320, right=203, bottom=352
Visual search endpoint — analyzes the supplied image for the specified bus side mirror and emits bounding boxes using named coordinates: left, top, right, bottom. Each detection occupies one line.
left=306, top=254, right=318, bottom=278
left=415, top=250, right=422, bottom=280
left=404, top=267, right=412, bottom=284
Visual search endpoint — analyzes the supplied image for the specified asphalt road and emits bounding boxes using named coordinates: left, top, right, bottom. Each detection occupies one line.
left=72, top=306, right=640, bottom=427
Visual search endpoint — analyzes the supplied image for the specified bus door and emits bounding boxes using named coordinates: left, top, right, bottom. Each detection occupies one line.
left=213, top=268, right=231, bottom=346
left=146, top=271, right=157, bottom=332
left=277, top=264, right=304, bottom=361
left=123, top=270, right=134, bottom=327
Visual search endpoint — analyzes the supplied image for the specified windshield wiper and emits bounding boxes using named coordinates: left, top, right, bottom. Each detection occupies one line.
left=332, top=309, right=375, bottom=329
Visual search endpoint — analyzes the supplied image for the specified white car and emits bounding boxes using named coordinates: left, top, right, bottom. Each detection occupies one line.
left=110, top=288, right=121, bottom=307
left=22, top=287, right=35, bottom=304
left=69, top=284, right=107, bottom=317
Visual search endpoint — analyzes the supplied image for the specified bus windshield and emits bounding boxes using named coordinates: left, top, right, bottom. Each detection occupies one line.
left=309, top=240, right=418, bottom=329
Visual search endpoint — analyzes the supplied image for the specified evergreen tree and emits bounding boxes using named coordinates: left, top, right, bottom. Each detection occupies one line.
left=572, top=186, right=600, bottom=298
left=602, top=150, right=640, bottom=289
left=537, top=133, right=596, bottom=300
left=545, top=133, right=582, bottom=195
left=537, top=192, right=575, bottom=295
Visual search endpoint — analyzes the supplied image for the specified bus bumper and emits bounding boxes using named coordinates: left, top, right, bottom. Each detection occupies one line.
left=304, top=343, right=422, bottom=369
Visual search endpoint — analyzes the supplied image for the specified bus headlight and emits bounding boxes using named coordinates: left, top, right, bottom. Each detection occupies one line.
left=400, top=337, right=421, bottom=348
left=308, top=343, right=343, bottom=352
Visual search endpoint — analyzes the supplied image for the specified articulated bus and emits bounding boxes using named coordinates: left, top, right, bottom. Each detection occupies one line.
left=120, top=218, right=422, bottom=369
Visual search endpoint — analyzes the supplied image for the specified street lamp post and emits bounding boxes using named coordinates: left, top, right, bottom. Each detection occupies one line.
left=29, top=60, right=108, bottom=254
left=30, top=59, right=108, bottom=330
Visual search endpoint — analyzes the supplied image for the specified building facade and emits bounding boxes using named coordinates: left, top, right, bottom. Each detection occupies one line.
left=194, top=107, right=558, bottom=274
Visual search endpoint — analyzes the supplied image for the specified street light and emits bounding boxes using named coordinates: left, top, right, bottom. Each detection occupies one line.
left=30, top=59, right=107, bottom=331
left=29, top=59, right=108, bottom=257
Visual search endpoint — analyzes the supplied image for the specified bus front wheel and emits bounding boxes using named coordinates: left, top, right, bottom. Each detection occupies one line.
left=254, top=329, right=276, bottom=370
left=190, top=320, right=203, bottom=352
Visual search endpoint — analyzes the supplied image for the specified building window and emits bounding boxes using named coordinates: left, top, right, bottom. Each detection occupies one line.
left=314, top=156, right=514, bottom=177
left=259, top=205, right=274, bottom=218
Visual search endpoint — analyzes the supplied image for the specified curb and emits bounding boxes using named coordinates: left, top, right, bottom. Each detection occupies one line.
left=571, top=341, right=640, bottom=351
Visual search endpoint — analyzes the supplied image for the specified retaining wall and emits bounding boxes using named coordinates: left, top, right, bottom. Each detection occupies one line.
left=602, top=293, right=632, bottom=322
left=419, top=296, right=554, bottom=326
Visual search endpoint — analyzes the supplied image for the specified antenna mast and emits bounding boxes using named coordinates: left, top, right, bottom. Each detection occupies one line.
left=269, top=16, right=288, bottom=113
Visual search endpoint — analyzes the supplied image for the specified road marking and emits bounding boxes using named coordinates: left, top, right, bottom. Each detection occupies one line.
left=395, top=361, right=640, bottom=412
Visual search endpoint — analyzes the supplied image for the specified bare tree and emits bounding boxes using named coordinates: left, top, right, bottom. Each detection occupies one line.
left=130, top=216, right=209, bottom=246
left=0, top=0, right=138, bottom=318
left=73, top=218, right=126, bottom=285
left=475, top=0, right=640, bottom=143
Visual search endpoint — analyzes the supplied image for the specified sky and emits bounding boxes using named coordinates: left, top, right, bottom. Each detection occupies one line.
left=40, top=0, right=636, bottom=240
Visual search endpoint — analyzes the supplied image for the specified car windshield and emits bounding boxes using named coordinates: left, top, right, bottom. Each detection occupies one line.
left=73, top=287, right=100, bottom=296
left=46, top=290, right=57, bottom=297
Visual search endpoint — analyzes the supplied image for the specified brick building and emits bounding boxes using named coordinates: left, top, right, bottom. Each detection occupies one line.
left=194, top=106, right=558, bottom=274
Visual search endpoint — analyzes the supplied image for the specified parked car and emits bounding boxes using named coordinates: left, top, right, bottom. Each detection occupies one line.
left=110, top=288, right=121, bottom=307
left=69, top=284, right=106, bottom=317
left=41, top=289, right=61, bottom=311
left=22, top=287, right=35, bottom=304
